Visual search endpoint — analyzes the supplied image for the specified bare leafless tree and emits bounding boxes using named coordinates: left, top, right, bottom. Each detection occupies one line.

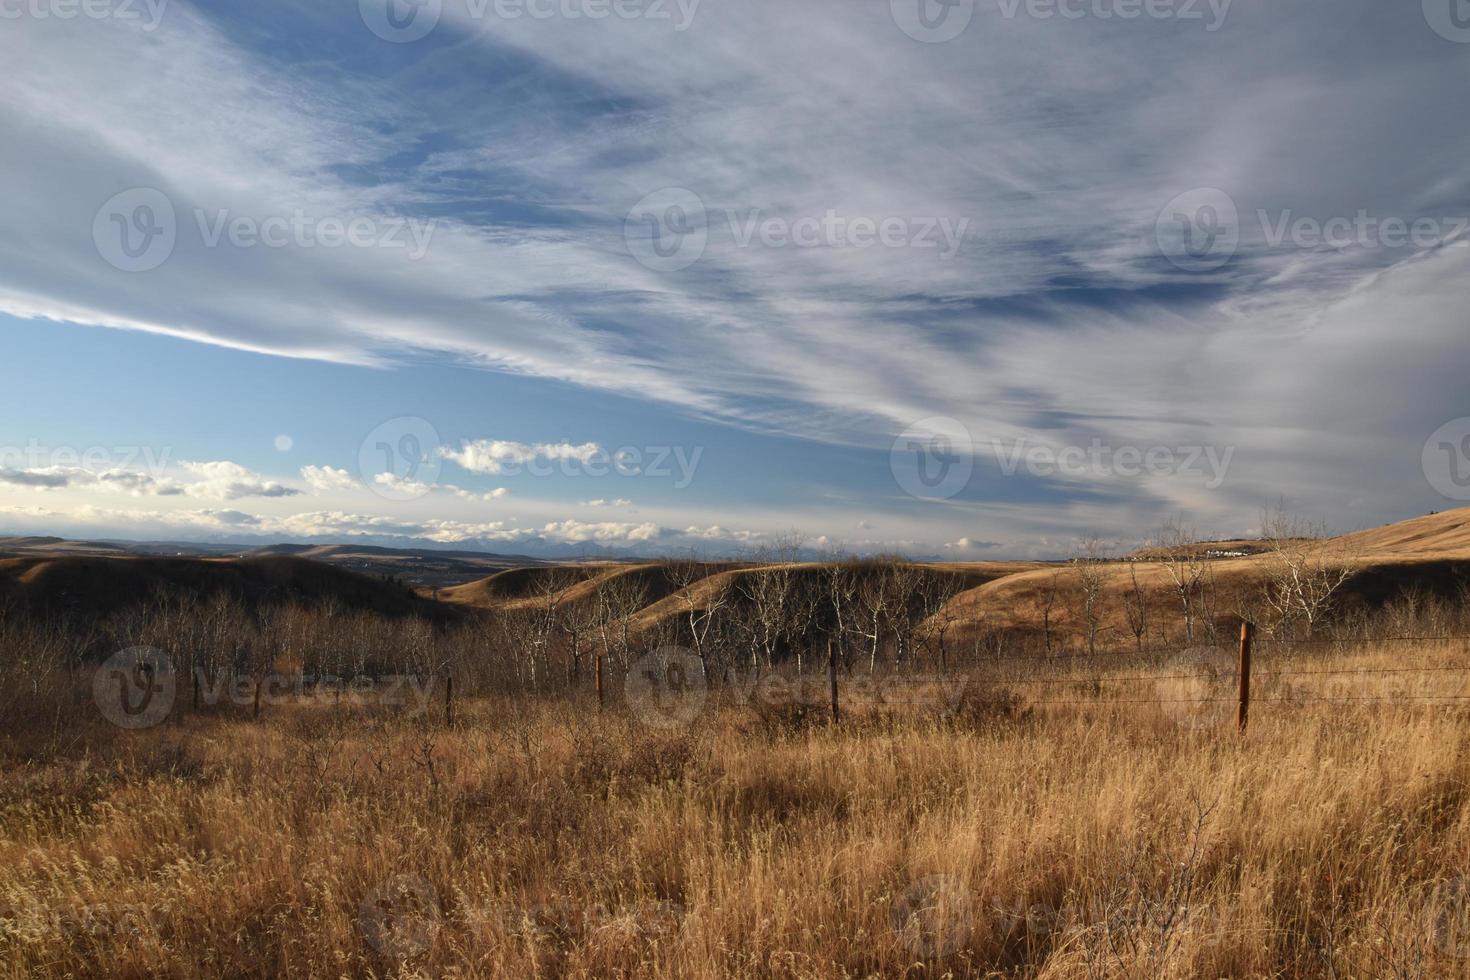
left=668, top=556, right=732, bottom=677
left=738, top=540, right=801, bottom=671
left=917, top=574, right=964, bottom=672
left=1076, top=537, right=1108, bottom=657
left=1041, top=569, right=1061, bottom=656
left=1258, top=506, right=1362, bottom=638
left=1153, top=518, right=1208, bottom=645
left=1124, top=562, right=1149, bottom=653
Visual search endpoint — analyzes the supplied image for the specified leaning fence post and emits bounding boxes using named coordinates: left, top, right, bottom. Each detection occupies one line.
left=252, top=676, right=263, bottom=720
left=445, top=675, right=454, bottom=727
left=828, top=636, right=840, bottom=724
left=595, top=651, right=605, bottom=709
left=1237, top=621, right=1254, bottom=733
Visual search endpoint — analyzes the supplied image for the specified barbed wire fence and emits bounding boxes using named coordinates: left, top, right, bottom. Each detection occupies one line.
left=720, top=627, right=1470, bottom=730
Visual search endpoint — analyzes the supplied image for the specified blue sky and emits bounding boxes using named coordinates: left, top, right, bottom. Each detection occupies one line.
left=2, top=0, right=1469, bottom=557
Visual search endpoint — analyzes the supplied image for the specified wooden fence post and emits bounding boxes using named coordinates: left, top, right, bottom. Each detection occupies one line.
left=445, top=675, right=454, bottom=727
left=1237, top=621, right=1254, bottom=733
left=192, top=668, right=200, bottom=713
left=595, top=652, right=605, bottom=709
left=828, top=636, right=840, bottom=724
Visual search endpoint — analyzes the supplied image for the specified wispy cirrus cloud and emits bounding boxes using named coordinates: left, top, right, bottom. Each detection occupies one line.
left=2, top=0, right=1467, bottom=547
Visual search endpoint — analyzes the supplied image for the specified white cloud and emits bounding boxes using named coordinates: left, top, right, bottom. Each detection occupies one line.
left=180, top=461, right=301, bottom=500
left=583, top=498, right=631, bottom=508
left=0, top=465, right=185, bottom=496
left=454, top=486, right=510, bottom=502
left=442, top=440, right=604, bottom=475
left=540, top=520, right=663, bottom=544
left=300, top=465, right=357, bottom=493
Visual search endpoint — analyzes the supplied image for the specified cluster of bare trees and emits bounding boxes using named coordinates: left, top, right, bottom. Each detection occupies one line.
left=1049, top=508, right=1364, bottom=654
left=0, top=504, right=1386, bottom=739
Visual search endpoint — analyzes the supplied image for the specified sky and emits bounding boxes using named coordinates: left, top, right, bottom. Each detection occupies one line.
left=2, top=0, right=1469, bottom=559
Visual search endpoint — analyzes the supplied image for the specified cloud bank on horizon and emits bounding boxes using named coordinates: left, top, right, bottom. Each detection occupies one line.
left=1, top=0, right=1468, bottom=558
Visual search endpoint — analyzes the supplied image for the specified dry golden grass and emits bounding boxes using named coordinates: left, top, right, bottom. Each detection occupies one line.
left=5, top=640, right=1470, bottom=979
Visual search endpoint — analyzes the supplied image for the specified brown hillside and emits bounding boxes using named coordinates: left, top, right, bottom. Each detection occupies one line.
left=0, top=555, right=452, bottom=622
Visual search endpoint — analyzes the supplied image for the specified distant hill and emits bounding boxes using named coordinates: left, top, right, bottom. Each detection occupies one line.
left=8, top=510, right=1470, bottom=650
left=0, top=554, right=453, bottom=622
left=0, top=536, right=553, bottom=588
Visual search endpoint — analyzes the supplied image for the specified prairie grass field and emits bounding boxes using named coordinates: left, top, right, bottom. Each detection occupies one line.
left=5, top=611, right=1470, bottom=978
